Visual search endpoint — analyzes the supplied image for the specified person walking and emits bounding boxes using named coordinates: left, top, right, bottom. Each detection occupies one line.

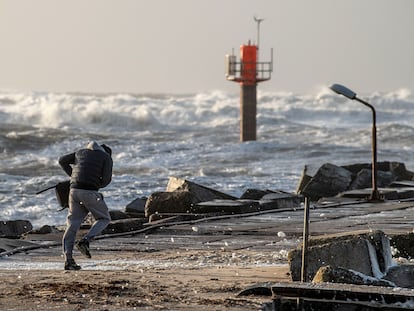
left=59, top=141, right=113, bottom=270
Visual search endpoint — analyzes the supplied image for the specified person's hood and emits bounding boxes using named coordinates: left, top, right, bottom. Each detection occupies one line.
left=87, top=141, right=106, bottom=153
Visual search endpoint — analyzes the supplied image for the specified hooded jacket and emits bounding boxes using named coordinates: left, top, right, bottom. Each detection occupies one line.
left=59, top=141, right=113, bottom=191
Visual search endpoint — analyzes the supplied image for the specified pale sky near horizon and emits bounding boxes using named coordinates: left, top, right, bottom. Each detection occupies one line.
left=1, top=0, right=413, bottom=95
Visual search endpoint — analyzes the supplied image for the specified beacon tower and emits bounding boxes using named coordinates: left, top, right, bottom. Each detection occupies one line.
left=225, top=18, right=273, bottom=141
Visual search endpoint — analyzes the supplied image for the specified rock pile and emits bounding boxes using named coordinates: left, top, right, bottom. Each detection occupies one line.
left=296, top=161, right=414, bottom=201
left=1, top=176, right=302, bottom=238
left=145, top=177, right=302, bottom=222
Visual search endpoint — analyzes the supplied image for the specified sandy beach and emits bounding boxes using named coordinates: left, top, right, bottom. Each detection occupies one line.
left=0, top=253, right=290, bottom=310
left=0, top=240, right=290, bottom=311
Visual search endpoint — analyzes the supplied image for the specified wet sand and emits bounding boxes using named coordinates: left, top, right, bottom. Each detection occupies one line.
left=0, top=255, right=290, bottom=310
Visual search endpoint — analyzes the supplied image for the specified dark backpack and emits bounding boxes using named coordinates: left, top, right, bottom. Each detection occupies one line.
left=36, top=180, right=70, bottom=211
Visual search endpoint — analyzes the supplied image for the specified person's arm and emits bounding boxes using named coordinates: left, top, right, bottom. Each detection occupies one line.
left=58, top=152, right=75, bottom=177
left=100, top=156, right=113, bottom=188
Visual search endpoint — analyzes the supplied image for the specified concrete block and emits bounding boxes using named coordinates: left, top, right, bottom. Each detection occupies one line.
left=288, top=231, right=393, bottom=281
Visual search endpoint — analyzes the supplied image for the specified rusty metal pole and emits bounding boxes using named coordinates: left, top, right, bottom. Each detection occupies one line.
left=240, top=84, right=257, bottom=141
left=355, top=97, right=381, bottom=201
left=301, top=196, right=310, bottom=282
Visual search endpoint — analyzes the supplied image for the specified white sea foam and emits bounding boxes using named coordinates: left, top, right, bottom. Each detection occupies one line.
left=1, top=88, right=414, bottom=228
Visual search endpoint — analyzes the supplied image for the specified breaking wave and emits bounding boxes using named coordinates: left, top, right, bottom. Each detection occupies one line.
left=1, top=87, right=414, bottom=227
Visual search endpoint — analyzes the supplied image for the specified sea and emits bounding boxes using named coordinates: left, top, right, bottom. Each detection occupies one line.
left=1, top=87, right=414, bottom=229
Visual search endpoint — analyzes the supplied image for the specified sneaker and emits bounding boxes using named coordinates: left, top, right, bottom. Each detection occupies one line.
left=76, top=239, right=91, bottom=258
left=64, top=259, right=81, bottom=270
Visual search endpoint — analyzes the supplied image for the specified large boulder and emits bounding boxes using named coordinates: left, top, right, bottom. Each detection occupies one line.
left=166, top=177, right=236, bottom=201
left=297, top=161, right=414, bottom=200
left=145, top=177, right=237, bottom=218
left=30, top=225, right=60, bottom=235
left=388, top=161, right=414, bottom=180
left=0, top=220, right=33, bottom=238
left=348, top=169, right=394, bottom=190
left=343, top=161, right=414, bottom=181
left=145, top=191, right=198, bottom=218
left=301, top=163, right=352, bottom=201
left=125, top=197, right=147, bottom=216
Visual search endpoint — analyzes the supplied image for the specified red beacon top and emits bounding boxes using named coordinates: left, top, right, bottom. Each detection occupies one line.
left=240, top=44, right=257, bottom=85
left=225, top=41, right=272, bottom=85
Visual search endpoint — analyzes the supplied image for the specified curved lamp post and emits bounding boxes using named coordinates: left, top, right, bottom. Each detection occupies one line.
left=329, top=83, right=381, bottom=201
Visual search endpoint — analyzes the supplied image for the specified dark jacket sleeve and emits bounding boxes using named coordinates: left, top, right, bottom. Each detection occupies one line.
left=100, top=156, right=113, bottom=188
left=58, top=152, right=75, bottom=177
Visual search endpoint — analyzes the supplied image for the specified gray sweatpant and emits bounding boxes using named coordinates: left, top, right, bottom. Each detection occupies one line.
left=63, top=188, right=111, bottom=261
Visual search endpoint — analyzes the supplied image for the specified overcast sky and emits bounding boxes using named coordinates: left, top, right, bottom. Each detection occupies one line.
left=0, top=0, right=413, bottom=95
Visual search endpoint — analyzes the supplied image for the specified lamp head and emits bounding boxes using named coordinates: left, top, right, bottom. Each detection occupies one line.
left=330, top=84, right=357, bottom=100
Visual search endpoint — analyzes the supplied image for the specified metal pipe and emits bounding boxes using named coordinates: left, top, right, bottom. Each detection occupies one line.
left=301, top=196, right=310, bottom=282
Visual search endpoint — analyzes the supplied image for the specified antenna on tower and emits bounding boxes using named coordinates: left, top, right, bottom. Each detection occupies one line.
left=253, top=15, right=265, bottom=51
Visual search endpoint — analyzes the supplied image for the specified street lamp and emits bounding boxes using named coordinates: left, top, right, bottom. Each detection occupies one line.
left=329, top=83, right=382, bottom=201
